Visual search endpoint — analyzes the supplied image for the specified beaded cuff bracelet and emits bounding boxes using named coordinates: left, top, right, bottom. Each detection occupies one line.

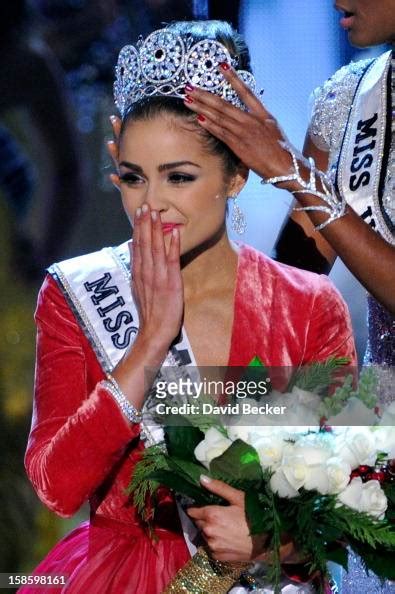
left=101, top=375, right=142, bottom=424
left=261, top=144, right=346, bottom=231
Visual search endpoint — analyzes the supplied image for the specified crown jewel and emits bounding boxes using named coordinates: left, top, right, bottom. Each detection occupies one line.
left=113, top=28, right=256, bottom=117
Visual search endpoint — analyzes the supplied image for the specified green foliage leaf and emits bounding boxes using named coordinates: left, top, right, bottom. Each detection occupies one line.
left=146, top=469, right=221, bottom=505
left=126, top=444, right=168, bottom=521
left=264, top=489, right=282, bottom=593
left=318, top=376, right=354, bottom=418
left=383, top=483, right=395, bottom=506
left=166, top=457, right=205, bottom=486
left=245, top=490, right=267, bottom=535
left=332, top=505, right=395, bottom=548
left=350, top=367, right=378, bottom=409
left=325, top=546, right=349, bottom=570
left=209, top=439, right=263, bottom=486
left=164, top=424, right=204, bottom=461
left=288, top=356, right=350, bottom=395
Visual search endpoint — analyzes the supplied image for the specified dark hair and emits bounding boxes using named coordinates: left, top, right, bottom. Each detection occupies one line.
left=120, top=20, right=252, bottom=177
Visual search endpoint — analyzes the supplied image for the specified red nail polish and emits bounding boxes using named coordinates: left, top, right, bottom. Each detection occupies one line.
left=219, top=62, right=230, bottom=71
left=185, top=83, right=195, bottom=92
left=197, top=114, right=206, bottom=122
left=184, top=94, right=194, bottom=104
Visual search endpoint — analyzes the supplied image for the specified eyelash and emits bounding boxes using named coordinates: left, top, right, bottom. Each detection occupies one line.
left=168, top=173, right=196, bottom=184
left=119, top=172, right=196, bottom=186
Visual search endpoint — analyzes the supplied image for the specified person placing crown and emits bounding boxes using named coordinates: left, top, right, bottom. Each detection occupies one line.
left=20, top=21, right=356, bottom=594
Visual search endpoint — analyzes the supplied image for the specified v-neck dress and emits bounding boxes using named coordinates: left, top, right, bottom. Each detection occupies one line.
left=19, top=244, right=356, bottom=594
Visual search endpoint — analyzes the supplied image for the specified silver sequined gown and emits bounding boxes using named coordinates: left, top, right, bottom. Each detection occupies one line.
left=309, top=53, right=395, bottom=594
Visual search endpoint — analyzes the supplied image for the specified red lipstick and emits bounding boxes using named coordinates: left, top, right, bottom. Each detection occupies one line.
left=161, top=223, right=182, bottom=235
left=340, top=13, right=355, bottom=29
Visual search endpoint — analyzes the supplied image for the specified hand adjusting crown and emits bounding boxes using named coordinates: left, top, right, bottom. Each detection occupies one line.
left=113, top=28, right=256, bottom=117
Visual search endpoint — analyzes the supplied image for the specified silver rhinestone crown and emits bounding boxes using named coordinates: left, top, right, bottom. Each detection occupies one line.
left=113, top=28, right=256, bottom=117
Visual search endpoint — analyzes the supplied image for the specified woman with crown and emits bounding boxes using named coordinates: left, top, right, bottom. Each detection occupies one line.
left=19, top=20, right=355, bottom=594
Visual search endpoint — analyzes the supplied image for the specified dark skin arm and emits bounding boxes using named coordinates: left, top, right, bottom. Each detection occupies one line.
left=181, top=66, right=395, bottom=314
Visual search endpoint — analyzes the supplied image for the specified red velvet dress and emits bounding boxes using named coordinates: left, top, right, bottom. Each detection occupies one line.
left=20, top=244, right=356, bottom=594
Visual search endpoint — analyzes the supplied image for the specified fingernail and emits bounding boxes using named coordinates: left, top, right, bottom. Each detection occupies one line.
left=197, top=114, right=206, bottom=122
left=200, top=474, right=211, bottom=484
left=172, top=227, right=178, bottom=238
left=185, top=83, right=195, bottom=92
left=184, top=94, right=194, bottom=104
left=142, top=203, right=149, bottom=214
left=110, top=115, right=117, bottom=124
left=151, top=210, right=157, bottom=221
left=219, top=62, right=230, bottom=71
left=135, top=207, right=141, bottom=218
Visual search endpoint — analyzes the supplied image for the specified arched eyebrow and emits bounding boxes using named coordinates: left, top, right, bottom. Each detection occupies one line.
left=158, top=161, right=201, bottom=171
left=119, top=160, right=201, bottom=173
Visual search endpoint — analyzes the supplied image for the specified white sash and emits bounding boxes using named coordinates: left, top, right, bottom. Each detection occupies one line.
left=337, top=50, right=394, bottom=245
left=49, top=241, right=199, bottom=444
left=50, top=241, right=205, bottom=557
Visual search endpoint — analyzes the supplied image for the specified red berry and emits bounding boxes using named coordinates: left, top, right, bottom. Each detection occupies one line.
left=368, top=471, right=386, bottom=483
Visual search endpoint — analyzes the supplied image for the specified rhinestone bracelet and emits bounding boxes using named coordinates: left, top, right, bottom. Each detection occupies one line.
left=261, top=144, right=346, bottom=231
left=101, top=375, right=142, bottom=424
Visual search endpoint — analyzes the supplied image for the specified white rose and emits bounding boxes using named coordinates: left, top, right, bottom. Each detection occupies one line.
left=270, top=395, right=320, bottom=430
left=300, top=463, right=330, bottom=494
left=249, top=425, right=288, bottom=440
left=280, top=435, right=334, bottom=494
left=337, top=476, right=364, bottom=512
left=327, top=397, right=378, bottom=427
left=226, top=422, right=253, bottom=443
left=334, top=427, right=378, bottom=469
left=270, top=468, right=299, bottom=498
left=282, top=411, right=320, bottom=432
left=326, top=457, right=352, bottom=494
left=279, top=386, right=321, bottom=429
left=194, top=427, right=232, bottom=469
left=373, top=426, right=395, bottom=459
left=292, top=434, right=334, bottom=465
left=252, top=435, right=287, bottom=470
left=337, top=477, right=388, bottom=519
left=359, top=480, right=388, bottom=519
left=290, top=386, right=322, bottom=411
left=281, top=455, right=310, bottom=491
left=379, top=401, right=395, bottom=427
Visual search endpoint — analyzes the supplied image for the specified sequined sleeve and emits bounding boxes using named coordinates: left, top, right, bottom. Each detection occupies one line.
left=308, top=60, right=372, bottom=156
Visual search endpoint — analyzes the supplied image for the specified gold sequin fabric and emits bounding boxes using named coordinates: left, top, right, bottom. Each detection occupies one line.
left=163, top=547, right=251, bottom=594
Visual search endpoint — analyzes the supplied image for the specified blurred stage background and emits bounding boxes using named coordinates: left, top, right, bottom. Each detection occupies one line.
left=0, top=0, right=387, bottom=583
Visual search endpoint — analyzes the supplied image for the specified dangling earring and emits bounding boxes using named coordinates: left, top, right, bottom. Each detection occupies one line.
left=230, top=195, right=246, bottom=234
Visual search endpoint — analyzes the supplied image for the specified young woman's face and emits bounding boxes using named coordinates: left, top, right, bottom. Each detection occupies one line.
left=117, top=114, right=244, bottom=256
left=335, top=0, right=395, bottom=47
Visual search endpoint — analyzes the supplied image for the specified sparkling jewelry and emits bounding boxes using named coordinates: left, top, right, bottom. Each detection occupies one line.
left=101, top=375, right=142, bottom=424
left=230, top=195, right=246, bottom=234
left=261, top=144, right=347, bottom=231
left=113, top=28, right=257, bottom=117
left=163, top=546, right=251, bottom=593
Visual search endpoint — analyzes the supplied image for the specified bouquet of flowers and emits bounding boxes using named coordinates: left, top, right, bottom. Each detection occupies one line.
left=129, top=359, right=395, bottom=593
